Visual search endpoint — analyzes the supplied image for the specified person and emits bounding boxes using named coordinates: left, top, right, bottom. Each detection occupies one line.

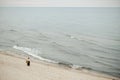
left=26, top=57, right=30, bottom=66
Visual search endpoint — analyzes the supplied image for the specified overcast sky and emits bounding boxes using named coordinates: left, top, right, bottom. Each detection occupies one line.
left=0, top=0, right=120, bottom=7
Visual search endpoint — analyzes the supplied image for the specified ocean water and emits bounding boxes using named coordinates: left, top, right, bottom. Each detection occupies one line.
left=0, top=7, right=120, bottom=77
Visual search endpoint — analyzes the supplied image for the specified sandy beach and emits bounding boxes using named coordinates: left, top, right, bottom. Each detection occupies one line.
left=0, top=51, right=119, bottom=80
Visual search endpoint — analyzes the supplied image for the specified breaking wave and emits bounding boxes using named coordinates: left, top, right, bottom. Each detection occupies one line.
left=13, top=45, right=91, bottom=70
left=13, top=45, right=57, bottom=63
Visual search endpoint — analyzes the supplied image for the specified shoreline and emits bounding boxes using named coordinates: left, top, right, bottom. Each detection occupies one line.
left=0, top=50, right=119, bottom=80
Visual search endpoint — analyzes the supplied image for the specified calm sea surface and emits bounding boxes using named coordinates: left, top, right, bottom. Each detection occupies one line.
left=0, top=7, right=120, bottom=77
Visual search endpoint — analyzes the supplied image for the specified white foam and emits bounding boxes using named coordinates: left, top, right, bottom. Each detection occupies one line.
left=70, top=36, right=75, bottom=39
left=13, top=45, right=57, bottom=63
left=72, top=64, right=81, bottom=69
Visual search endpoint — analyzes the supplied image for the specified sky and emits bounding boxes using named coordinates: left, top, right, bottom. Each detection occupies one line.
left=0, top=0, right=120, bottom=7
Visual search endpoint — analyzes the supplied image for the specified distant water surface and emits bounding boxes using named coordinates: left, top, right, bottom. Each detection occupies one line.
left=0, top=7, right=120, bottom=77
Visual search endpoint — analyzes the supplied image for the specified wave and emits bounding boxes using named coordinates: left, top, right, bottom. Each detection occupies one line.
left=13, top=45, right=93, bottom=71
left=96, top=56, right=120, bottom=62
left=65, top=34, right=120, bottom=53
left=57, top=62, right=93, bottom=70
left=13, top=45, right=57, bottom=63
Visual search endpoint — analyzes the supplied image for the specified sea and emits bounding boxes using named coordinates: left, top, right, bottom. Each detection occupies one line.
left=0, top=7, right=120, bottom=77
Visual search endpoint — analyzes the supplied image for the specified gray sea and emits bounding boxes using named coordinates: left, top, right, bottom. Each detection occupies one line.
left=0, top=7, right=120, bottom=77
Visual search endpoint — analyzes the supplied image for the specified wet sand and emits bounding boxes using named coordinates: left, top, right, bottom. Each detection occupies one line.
left=0, top=51, right=119, bottom=80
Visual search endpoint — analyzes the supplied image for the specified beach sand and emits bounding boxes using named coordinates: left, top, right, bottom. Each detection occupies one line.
left=0, top=51, right=119, bottom=80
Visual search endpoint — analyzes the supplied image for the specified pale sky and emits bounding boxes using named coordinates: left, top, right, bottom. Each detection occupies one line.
left=0, top=0, right=120, bottom=7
